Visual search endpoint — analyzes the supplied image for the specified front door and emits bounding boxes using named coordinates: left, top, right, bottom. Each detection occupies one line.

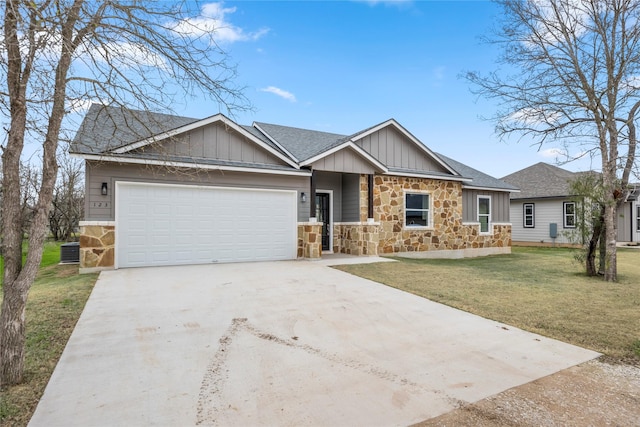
left=315, top=193, right=330, bottom=251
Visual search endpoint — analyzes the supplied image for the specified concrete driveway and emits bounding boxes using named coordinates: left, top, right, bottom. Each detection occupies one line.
left=30, top=257, right=599, bottom=426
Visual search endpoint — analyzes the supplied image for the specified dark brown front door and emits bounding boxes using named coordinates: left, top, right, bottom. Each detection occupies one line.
left=315, top=193, right=330, bottom=251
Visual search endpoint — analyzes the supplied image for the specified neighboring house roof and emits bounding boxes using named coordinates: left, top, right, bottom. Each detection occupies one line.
left=501, top=162, right=579, bottom=199
left=437, top=154, right=519, bottom=192
left=72, top=104, right=510, bottom=188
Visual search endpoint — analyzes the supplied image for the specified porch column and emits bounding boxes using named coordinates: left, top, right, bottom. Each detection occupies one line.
left=309, top=169, right=316, bottom=221
left=368, top=174, right=374, bottom=221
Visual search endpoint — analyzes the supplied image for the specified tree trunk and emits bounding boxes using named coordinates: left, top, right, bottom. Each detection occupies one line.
left=603, top=203, right=618, bottom=281
left=598, top=224, right=606, bottom=275
left=0, top=276, right=30, bottom=384
left=586, top=209, right=604, bottom=276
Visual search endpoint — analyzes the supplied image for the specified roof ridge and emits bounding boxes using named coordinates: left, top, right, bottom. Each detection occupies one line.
left=253, top=121, right=348, bottom=138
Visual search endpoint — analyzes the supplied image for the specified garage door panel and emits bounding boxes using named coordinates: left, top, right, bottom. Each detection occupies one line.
left=117, top=183, right=296, bottom=268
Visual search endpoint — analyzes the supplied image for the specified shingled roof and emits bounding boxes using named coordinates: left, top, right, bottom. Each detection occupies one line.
left=501, top=162, right=578, bottom=199
left=252, top=121, right=349, bottom=162
left=70, top=104, right=197, bottom=155
left=71, top=104, right=515, bottom=191
left=438, top=154, right=519, bottom=192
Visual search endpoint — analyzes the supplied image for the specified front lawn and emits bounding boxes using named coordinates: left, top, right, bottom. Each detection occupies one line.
left=336, top=247, right=640, bottom=364
left=0, top=243, right=98, bottom=426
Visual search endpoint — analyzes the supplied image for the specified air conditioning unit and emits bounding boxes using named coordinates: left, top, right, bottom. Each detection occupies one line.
left=60, top=242, right=80, bottom=264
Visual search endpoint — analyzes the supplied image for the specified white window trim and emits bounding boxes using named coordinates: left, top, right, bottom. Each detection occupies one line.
left=563, top=201, right=577, bottom=229
left=523, top=203, right=535, bottom=228
left=477, top=195, right=491, bottom=234
left=404, top=191, right=432, bottom=230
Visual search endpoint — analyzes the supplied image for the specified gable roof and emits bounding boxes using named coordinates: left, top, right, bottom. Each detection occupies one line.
left=437, top=154, right=519, bottom=192
left=70, top=104, right=197, bottom=155
left=501, top=162, right=578, bottom=199
left=71, top=105, right=300, bottom=169
left=71, top=105, right=511, bottom=188
left=252, top=122, right=348, bottom=162
left=347, top=119, right=459, bottom=177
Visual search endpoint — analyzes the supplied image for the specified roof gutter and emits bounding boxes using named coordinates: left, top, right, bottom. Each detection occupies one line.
left=463, top=185, right=521, bottom=193
left=71, top=153, right=312, bottom=177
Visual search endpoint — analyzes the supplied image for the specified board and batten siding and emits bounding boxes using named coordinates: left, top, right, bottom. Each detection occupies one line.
left=309, top=148, right=377, bottom=174
left=85, top=161, right=309, bottom=222
left=134, top=122, right=288, bottom=167
left=510, top=198, right=574, bottom=244
left=461, top=189, right=510, bottom=223
left=341, top=173, right=361, bottom=222
left=314, top=171, right=343, bottom=222
left=354, top=127, right=448, bottom=173
left=616, top=201, right=640, bottom=242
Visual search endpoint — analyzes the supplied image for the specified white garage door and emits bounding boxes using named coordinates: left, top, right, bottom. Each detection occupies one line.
left=116, top=182, right=297, bottom=268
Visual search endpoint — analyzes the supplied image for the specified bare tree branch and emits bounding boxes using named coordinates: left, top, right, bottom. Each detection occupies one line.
left=0, top=0, right=251, bottom=385
left=466, top=0, right=640, bottom=281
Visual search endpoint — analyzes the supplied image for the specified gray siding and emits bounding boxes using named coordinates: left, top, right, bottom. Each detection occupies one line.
left=462, top=189, right=510, bottom=223
left=136, top=122, right=288, bottom=167
left=310, top=148, right=376, bottom=174
left=617, top=201, right=640, bottom=242
left=314, top=171, right=343, bottom=222
left=342, top=173, right=361, bottom=222
left=510, top=198, right=574, bottom=244
left=85, top=161, right=309, bottom=222
left=354, top=127, right=448, bottom=173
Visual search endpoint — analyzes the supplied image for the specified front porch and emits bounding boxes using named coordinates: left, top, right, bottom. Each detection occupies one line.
left=297, top=171, right=512, bottom=260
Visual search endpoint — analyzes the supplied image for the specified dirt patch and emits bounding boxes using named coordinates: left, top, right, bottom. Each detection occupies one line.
left=414, top=359, right=640, bottom=427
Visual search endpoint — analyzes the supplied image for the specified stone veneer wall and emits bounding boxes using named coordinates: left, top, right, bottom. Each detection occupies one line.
left=462, top=223, right=512, bottom=249
left=79, top=222, right=115, bottom=269
left=371, top=175, right=511, bottom=254
left=297, top=223, right=322, bottom=259
left=334, top=223, right=379, bottom=255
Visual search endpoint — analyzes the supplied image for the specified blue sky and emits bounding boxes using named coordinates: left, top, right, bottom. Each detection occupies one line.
left=174, top=0, right=599, bottom=178
left=63, top=0, right=592, bottom=179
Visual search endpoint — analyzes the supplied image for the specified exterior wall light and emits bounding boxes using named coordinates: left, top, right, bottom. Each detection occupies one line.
left=300, top=192, right=307, bottom=203
left=101, top=182, right=108, bottom=196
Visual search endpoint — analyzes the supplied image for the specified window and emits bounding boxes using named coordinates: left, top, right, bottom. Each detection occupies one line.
left=478, top=196, right=491, bottom=233
left=636, top=205, right=640, bottom=232
left=405, top=193, right=430, bottom=227
left=523, top=203, right=535, bottom=228
left=563, top=201, right=576, bottom=228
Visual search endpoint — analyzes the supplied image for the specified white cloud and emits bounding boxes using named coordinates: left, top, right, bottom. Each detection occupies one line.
left=260, top=86, right=297, bottom=102
left=509, top=107, right=560, bottom=126
left=65, top=98, right=102, bottom=114
left=525, top=0, right=589, bottom=47
left=432, top=66, right=445, bottom=80
left=173, top=2, right=269, bottom=44
left=355, top=0, right=413, bottom=6
left=540, top=147, right=566, bottom=158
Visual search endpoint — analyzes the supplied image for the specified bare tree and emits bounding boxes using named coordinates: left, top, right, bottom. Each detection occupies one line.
left=467, top=0, right=640, bottom=281
left=49, top=155, right=83, bottom=241
left=0, top=0, right=248, bottom=385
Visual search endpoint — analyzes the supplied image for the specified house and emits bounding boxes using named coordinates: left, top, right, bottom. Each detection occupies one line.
left=501, top=162, right=640, bottom=246
left=618, top=185, right=640, bottom=244
left=71, top=104, right=518, bottom=270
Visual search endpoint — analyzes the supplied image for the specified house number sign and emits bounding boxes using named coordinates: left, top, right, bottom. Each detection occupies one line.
left=92, top=202, right=109, bottom=208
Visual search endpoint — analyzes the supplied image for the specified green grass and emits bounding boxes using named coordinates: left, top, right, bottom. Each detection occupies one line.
left=336, top=246, right=640, bottom=364
left=0, top=241, right=64, bottom=285
left=0, top=243, right=98, bottom=426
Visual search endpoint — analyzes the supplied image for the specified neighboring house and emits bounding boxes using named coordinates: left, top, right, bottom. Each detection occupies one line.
left=71, top=104, right=518, bottom=270
left=501, top=162, right=640, bottom=245
left=618, top=184, right=640, bottom=244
